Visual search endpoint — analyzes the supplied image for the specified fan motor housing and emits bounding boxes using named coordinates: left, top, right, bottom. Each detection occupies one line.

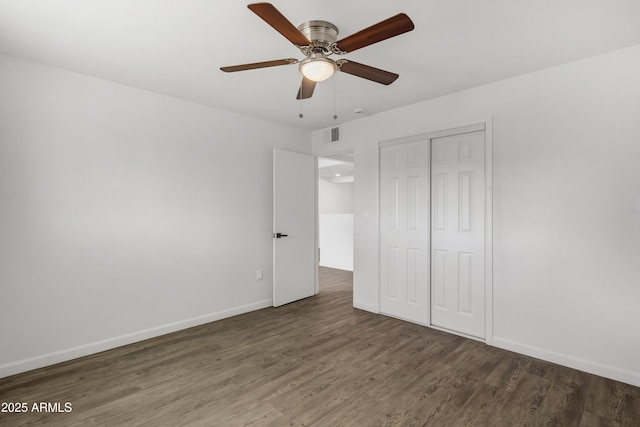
left=297, top=20, right=339, bottom=46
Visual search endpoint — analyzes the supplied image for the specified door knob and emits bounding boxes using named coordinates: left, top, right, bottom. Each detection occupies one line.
left=274, top=232, right=288, bottom=238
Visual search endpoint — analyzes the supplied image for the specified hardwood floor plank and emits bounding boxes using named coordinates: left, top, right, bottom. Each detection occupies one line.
left=1, top=267, right=638, bottom=426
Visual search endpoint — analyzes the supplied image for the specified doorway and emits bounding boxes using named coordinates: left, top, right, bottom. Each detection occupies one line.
left=318, top=153, right=354, bottom=293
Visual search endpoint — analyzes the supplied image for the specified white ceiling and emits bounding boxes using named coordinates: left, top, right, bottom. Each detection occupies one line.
left=1, top=1, right=639, bottom=131
left=318, top=158, right=354, bottom=180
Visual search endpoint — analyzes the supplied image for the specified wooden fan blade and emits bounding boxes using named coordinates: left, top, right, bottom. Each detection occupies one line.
left=296, top=77, right=316, bottom=99
left=220, top=58, right=298, bottom=73
left=248, top=3, right=311, bottom=47
left=334, top=13, right=414, bottom=53
left=339, top=61, right=399, bottom=85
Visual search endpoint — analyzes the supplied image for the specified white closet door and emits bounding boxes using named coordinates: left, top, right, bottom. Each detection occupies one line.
left=430, top=130, right=485, bottom=338
left=380, top=140, right=430, bottom=324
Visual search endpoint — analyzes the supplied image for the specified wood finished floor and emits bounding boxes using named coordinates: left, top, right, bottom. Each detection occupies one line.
left=1, top=267, right=638, bottom=426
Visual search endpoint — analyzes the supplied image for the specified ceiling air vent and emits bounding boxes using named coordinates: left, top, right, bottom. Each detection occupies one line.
left=323, top=126, right=340, bottom=144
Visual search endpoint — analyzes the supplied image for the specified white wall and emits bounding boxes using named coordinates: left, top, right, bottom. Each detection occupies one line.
left=318, top=179, right=354, bottom=271
left=312, top=44, right=640, bottom=386
left=319, top=214, right=353, bottom=271
left=0, top=54, right=311, bottom=377
left=318, top=179, right=353, bottom=213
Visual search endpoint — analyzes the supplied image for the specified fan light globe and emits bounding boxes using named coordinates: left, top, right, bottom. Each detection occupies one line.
left=299, top=57, right=336, bottom=82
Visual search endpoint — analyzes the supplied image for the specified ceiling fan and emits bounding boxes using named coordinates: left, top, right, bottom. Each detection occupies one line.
left=220, top=2, right=415, bottom=100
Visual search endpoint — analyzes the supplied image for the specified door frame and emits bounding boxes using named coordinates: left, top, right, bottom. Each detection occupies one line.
left=378, top=119, right=494, bottom=344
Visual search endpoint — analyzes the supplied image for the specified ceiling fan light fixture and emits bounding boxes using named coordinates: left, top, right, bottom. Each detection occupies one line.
left=299, top=57, right=336, bottom=82
left=222, top=4, right=415, bottom=100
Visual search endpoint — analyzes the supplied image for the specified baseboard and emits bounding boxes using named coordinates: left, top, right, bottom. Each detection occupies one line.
left=353, top=300, right=377, bottom=313
left=0, top=299, right=272, bottom=379
left=493, top=337, right=640, bottom=388
left=319, top=263, right=353, bottom=272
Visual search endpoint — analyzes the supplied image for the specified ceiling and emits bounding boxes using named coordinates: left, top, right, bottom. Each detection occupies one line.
left=1, top=1, right=639, bottom=131
left=319, top=157, right=354, bottom=181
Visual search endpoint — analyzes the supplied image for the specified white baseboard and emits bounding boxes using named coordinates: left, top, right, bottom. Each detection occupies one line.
left=493, top=337, right=640, bottom=388
left=319, top=263, right=353, bottom=272
left=353, top=300, right=377, bottom=313
left=0, top=299, right=272, bottom=379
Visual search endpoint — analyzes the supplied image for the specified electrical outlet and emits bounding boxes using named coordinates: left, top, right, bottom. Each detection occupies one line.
left=256, top=269, right=263, bottom=280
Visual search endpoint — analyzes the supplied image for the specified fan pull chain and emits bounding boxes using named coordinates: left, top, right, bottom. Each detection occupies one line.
left=299, top=96, right=303, bottom=119
left=333, top=72, right=338, bottom=120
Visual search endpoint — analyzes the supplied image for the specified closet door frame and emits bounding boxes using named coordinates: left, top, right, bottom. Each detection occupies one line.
left=378, top=119, right=494, bottom=344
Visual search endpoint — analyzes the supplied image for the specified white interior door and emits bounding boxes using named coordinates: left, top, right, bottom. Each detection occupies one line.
left=380, top=140, right=430, bottom=324
left=273, top=149, right=317, bottom=307
left=430, top=130, right=485, bottom=338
